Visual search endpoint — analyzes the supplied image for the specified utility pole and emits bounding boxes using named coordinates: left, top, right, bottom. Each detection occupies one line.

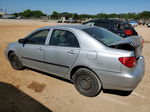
left=5, top=9, right=7, bottom=14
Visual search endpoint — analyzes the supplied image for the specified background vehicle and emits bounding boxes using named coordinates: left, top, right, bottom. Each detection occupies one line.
left=146, top=22, right=150, bottom=27
left=57, top=17, right=66, bottom=23
left=57, top=17, right=78, bottom=23
left=64, top=18, right=76, bottom=23
left=5, top=25, right=144, bottom=97
left=129, top=20, right=138, bottom=27
left=138, top=20, right=145, bottom=25
left=82, top=19, right=138, bottom=38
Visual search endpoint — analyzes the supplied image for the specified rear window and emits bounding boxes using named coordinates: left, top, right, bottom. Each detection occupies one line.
left=97, top=22, right=110, bottom=29
left=82, top=27, right=122, bottom=46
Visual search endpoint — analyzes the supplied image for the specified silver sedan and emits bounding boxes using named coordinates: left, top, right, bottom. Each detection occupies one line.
left=5, top=25, right=145, bottom=97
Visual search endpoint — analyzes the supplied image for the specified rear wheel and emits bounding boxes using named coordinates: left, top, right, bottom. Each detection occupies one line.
left=9, top=52, right=24, bottom=70
left=73, top=68, right=102, bottom=97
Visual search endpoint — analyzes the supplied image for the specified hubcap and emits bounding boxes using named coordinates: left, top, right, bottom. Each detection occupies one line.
left=78, top=74, right=93, bottom=90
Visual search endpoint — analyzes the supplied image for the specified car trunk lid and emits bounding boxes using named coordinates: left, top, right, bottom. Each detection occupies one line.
left=110, top=36, right=143, bottom=58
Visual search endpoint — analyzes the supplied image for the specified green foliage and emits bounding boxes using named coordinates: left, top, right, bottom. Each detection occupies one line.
left=138, top=11, right=150, bottom=19
left=79, top=14, right=94, bottom=20
left=23, top=9, right=32, bottom=17
left=18, top=9, right=45, bottom=18
left=32, top=10, right=45, bottom=18
left=16, top=10, right=150, bottom=20
left=51, top=11, right=59, bottom=19
left=72, top=13, right=79, bottom=20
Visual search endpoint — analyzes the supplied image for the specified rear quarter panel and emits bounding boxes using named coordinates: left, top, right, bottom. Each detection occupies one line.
left=67, top=45, right=134, bottom=79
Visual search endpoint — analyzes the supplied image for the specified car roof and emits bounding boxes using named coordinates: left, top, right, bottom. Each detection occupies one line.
left=40, top=25, right=95, bottom=30
left=83, top=19, right=128, bottom=24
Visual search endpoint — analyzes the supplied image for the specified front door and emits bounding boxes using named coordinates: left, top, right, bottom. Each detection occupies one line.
left=21, top=29, right=50, bottom=70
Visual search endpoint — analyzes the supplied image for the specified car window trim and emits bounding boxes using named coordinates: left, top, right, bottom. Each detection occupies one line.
left=24, top=29, right=50, bottom=45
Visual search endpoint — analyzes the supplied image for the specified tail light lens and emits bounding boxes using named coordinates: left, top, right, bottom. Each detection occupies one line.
left=119, top=56, right=136, bottom=68
left=124, top=30, right=133, bottom=36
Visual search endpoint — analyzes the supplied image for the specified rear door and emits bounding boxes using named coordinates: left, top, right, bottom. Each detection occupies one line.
left=20, top=29, right=50, bottom=70
left=44, top=29, right=80, bottom=77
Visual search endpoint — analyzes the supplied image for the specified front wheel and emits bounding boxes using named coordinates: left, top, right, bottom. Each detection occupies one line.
left=73, top=68, right=102, bottom=97
left=9, top=52, right=24, bottom=70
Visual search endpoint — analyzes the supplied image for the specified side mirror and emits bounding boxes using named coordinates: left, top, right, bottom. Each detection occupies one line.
left=18, top=38, right=25, bottom=44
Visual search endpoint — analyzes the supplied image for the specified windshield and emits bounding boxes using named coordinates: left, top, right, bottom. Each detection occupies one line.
left=82, top=27, right=123, bottom=46
left=130, top=21, right=137, bottom=23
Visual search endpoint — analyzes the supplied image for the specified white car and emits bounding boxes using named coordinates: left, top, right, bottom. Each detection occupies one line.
left=129, top=21, right=138, bottom=27
left=147, top=23, right=150, bottom=27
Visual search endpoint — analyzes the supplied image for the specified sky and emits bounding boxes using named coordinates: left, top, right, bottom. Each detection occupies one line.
left=0, top=0, right=150, bottom=15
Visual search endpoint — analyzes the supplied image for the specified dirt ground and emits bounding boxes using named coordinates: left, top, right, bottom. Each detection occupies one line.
left=0, top=19, right=150, bottom=112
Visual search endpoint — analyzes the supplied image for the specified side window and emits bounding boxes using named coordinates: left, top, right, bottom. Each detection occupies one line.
left=114, top=22, right=123, bottom=30
left=49, top=29, right=79, bottom=47
left=26, top=30, right=49, bottom=45
left=97, top=22, right=110, bottom=29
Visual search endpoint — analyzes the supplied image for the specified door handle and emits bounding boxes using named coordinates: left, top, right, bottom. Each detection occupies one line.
left=37, top=47, right=42, bottom=51
left=67, top=50, right=76, bottom=54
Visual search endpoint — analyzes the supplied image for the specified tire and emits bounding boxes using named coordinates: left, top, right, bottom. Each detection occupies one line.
left=9, top=52, right=24, bottom=70
left=73, top=68, right=102, bottom=97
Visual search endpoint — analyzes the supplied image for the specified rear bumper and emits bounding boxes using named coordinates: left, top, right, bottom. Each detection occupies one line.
left=94, top=56, right=145, bottom=91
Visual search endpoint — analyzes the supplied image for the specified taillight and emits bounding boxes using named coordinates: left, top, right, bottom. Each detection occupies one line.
left=124, top=30, right=133, bottom=36
left=119, top=56, right=136, bottom=68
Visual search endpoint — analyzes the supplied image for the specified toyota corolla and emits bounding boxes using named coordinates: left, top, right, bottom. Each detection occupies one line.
left=5, top=25, right=145, bottom=97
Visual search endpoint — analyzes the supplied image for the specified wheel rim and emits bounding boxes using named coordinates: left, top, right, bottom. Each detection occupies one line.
left=11, top=55, right=18, bottom=68
left=78, top=74, right=93, bottom=90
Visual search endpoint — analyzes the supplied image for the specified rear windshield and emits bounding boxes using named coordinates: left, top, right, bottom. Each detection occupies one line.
left=82, top=27, right=122, bottom=46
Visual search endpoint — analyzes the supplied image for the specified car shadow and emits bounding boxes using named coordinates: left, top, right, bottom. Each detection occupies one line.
left=26, top=68, right=73, bottom=84
left=0, top=82, right=52, bottom=112
left=103, top=89, right=132, bottom=96
left=26, top=68, right=132, bottom=97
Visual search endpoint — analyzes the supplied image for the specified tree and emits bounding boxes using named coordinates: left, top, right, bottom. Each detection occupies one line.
left=23, top=9, right=32, bottom=17
left=18, top=9, right=45, bottom=18
left=72, top=13, right=79, bottom=20
left=51, top=11, right=59, bottom=19
left=79, top=14, right=94, bottom=20
left=138, top=11, right=150, bottom=19
left=13, top=12, right=18, bottom=17
left=32, top=10, right=44, bottom=18
left=17, top=10, right=150, bottom=20
left=96, top=13, right=108, bottom=19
